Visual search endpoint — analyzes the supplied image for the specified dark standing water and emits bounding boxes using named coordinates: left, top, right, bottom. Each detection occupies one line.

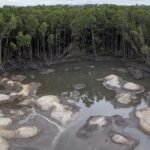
left=9, top=60, right=150, bottom=150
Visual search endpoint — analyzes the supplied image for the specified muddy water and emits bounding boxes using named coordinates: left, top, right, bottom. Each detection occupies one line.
left=8, top=60, right=150, bottom=150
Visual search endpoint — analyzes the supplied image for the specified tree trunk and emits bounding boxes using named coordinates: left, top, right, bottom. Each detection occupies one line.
left=37, top=37, right=40, bottom=57
left=102, top=30, right=105, bottom=54
left=0, top=38, right=2, bottom=65
left=58, top=31, right=61, bottom=55
left=92, top=28, right=96, bottom=56
left=42, top=34, right=46, bottom=61
left=115, top=28, right=118, bottom=56
left=18, top=48, right=21, bottom=63
left=0, top=33, right=4, bottom=65
left=4, top=30, right=10, bottom=62
left=122, top=27, right=126, bottom=59
left=30, top=44, right=32, bottom=61
left=50, top=44, right=53, bottom=62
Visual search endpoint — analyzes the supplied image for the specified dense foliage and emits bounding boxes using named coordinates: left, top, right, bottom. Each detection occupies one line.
left=0, top=5, right=150, bottom=65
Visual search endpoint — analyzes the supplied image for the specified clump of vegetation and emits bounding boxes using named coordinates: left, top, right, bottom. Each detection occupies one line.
left=0, top=5, right=150, bottom=65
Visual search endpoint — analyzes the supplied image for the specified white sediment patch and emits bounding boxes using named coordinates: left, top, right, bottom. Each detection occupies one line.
left=0, top=77, right=40, bottom=99
left=89, top=116, right=107, bottom=127
left=1, top=77, right=40, bottom=98
left=11, top=75, right=26, bottom=82
left=36, top=95, right=77, bottom=127
left=116, top=93, right=137, bottom=105
left=0, top=137, right=9, bottom=150
left=103, top=74, right=144, bottom=94
left=6, top=80, right=15, bottom=87
left=0, top=126, right=39, bottom=139
left=111, top=133, right=135, bottom=146
left=103, top=74, right=121, bottom=89
left=111, top=67, right=128, bottom=73
left=5, top=80, right=22, bottom=91
left=16, top=126, right=39, bottom=138
left=51, top=103, right=75, bottom=127
left=9, top=109, right=25, bottom=117
left=102, top=74, right=144, bottom=107
left=135, top=108, right=150, bottom=135
left=36, top=95, right=60, bottom=110
left=104, top=74, right=120, bottom=81
left=0, top=128, right=17, bottom=139
left=18, top=84, right=32, bottom=97
left=73, top=83, right=86, bottom=90
left=17, top=98, right=33, bottom=106
left=0, top=78, right=9, bottom=84
left=0, top=94, right=10, bottom=104
left=0, top=117, right=12, bottom=127
left=18, top=82, right=41, bottom=97
left=40, top=69, right=55, bottom=75
left=123, top=82, right=144, bottom=93
left=87, top=65, right=95, bottom=69
left=0, top=111, right=4, bottom=117
left=74, top=66, right=81, bottom=70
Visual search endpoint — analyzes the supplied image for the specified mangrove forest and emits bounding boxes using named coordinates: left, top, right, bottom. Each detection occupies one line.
left=0, top=5, right=150, bottom=65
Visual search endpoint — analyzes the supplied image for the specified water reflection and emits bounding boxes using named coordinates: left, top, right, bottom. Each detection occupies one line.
left=13, top=60, right=150, bottom=150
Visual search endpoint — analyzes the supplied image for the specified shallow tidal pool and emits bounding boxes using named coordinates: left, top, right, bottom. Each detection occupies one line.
left=3, top=60, right=150, bottom=150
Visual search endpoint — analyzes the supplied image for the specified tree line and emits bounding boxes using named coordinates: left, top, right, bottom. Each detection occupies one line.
left=0, top=5, right=150, bottom=65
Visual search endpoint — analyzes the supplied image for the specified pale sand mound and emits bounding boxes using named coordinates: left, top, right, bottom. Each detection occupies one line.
left=0, top=126, right=39, bottom=139
left=36, top=95, right=60, bottom=110
left=0, top=94, right=10, bottom=104
left=135, top=108, right=150, bottom=135
left=123, top=82, right=144, bottom=93
left=111, top=133, right=135, bottom=146
left=116, top=93, right=137, bottom=105
left=0, top=137, right=9, bottom=150
left=0, top=117, right=12, bottom=127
